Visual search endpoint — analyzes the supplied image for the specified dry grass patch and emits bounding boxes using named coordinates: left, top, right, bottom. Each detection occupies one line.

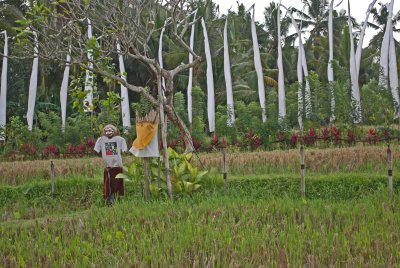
left=1, top=145, right=398, bottom=185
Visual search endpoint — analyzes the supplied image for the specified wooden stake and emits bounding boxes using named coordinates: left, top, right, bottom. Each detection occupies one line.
left=157, top=157, right=161, bottom=189
left=143, top=157, right=151, bottom=200
left=222, top=147, right=227, bottom=193
left=50, top=160, right=55, bottom=197
left=387, top=144, right=393, bottom=198
left=300, top=145, right=305, bottom=198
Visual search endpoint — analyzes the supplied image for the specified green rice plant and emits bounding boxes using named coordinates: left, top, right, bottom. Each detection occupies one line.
left=1, top=189, right=399, bottom=267
left=2, top=171, right=398, bottom=223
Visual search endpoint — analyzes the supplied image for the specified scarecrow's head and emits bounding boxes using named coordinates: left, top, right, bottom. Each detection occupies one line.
left=102, top=124, right=119, bottom=138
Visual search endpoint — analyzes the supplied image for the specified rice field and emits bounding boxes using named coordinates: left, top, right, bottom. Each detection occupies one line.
left=1, top=146, right=399, bottom=267
left=1, top=145, right=399, bottom=185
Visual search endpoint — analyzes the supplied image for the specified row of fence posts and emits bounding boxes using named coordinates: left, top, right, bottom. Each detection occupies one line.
left=219, top=144, right=395, bottom=198
left=47, top=145, right=395, bottom=199
left=297, top=144, right=394, bottom=198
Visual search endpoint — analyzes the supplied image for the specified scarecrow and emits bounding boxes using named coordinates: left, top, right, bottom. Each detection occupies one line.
left=94, top=124, right=128, bottom=204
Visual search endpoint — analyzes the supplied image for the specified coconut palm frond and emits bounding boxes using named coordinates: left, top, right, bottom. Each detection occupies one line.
left=264, top=76, right=278, bottom=87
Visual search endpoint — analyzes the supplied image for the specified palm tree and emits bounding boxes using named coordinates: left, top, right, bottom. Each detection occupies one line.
left=292, top=0, right=348, bottom=80
left=169, top=2, right=277, bottom=108
left=360, top=2, right=400, bottom=83
left=368, top=2, right=400, bottom=48
left=264, top=2, right=292, bottom=80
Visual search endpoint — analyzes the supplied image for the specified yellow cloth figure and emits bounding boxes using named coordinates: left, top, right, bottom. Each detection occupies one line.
left=132, top=122, right=158, bottom=149
left=132, top=110, right=159, bottom=150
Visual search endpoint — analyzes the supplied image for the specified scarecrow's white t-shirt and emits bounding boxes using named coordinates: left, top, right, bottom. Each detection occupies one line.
left=94, top=136, right=128, bottom=167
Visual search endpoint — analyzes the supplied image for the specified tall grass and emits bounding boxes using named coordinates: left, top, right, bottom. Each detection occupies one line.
left=1, top=178, right=95, bottom=221
left=197, top=145, right=397, bottom=175
left=1, top=173, right=398, bottom=221
left=1, top=165, right=399, bottom=267
left=1, top=191, right=399, bottom=267
left=0, top=158, right=103, bottom=185
left=1, top=145, right=399, bottom=185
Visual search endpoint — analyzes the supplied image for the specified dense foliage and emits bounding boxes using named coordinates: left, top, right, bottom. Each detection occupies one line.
left=0, top=0, right=399, bottom=157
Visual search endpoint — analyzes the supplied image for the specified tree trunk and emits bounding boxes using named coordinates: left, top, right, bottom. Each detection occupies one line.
left=164, top=76, right=194, bottom=152
left=164, top=104, right=193, bottom=152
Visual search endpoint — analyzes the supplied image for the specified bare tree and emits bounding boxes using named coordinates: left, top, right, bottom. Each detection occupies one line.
left=17, top=0, right=202, bottom=198
left=18, top=0, right=199, bottom=148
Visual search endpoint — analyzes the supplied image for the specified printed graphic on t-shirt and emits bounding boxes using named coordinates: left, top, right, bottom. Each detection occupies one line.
left=105, top=142, right=118, bottom=156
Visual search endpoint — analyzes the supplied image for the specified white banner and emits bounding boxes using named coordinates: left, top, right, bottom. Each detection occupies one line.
left=117, top=42, right=131, bottom=129
left=187, top=10, right=197, bottom=125
left=0, top=30, right=8, bottom=139
left=201, top=18, right=215, bottom=132
left=327, top=0, right=334, bottom=83
left=277, top=1, right=286, bottom=120
left=328, top=0, right=335, bottom=122
left=389, top=26, right=399, bottom=119
left=379, top=2, right=391, bottom=87
left=297, top=36, right=303, bottom=131
left=158, top=19, right=169, bottom=94
left=224, top=17, right=235, bottom=126
left=285, top=5, right=311, bottom=119
left=283, top=5, right=307, bottom=127
left=250, top=5, right=266, bottom=122
left=83, top=18, right=93, bottom=112
left=387, top=0, right=400, bottom=119
left=60, top=47, right=71, bottom=132
left=348, top=0, right=362, bottom=123
left=27, top=32, right=39, bottom=130
left=300, top=37, right=311, bottom=118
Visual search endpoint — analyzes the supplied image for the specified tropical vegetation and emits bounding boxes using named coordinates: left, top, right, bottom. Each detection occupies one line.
left=1, top=1, right=400, bottom=265
left=0, top=0, right=399, bottom=158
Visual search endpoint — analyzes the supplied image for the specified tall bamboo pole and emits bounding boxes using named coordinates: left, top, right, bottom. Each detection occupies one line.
left=157, top=74, right=173, bottom=199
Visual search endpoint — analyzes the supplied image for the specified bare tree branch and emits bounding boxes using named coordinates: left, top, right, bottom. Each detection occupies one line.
left=17, top=0, right=199, bottom=152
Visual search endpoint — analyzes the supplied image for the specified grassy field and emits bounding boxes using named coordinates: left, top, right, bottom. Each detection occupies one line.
left=1, top=146, right=399, bottom=267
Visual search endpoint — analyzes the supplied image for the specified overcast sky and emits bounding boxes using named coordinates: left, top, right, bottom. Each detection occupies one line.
left=212, top=0, right=400, bottom=47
